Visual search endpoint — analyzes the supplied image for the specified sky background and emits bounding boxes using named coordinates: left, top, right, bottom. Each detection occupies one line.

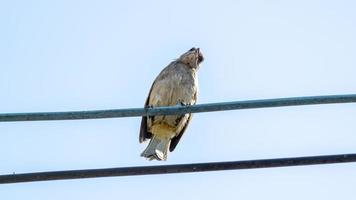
left=1, top=0, right=356, bottom=199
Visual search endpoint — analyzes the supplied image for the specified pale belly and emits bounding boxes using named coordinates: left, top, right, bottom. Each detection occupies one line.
left=148, top=72, right=196, bottom=133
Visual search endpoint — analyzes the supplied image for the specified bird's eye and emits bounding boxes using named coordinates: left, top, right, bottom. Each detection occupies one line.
left=189, top=47, right=196, bottom=51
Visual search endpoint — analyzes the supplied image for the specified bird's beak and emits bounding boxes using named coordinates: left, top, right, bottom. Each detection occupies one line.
left=197, top=48, right=204, bottom=63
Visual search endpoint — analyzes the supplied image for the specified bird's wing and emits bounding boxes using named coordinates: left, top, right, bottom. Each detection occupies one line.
left=139, top=80, right=156, bottom=143
left=169, top=113, right=193, bottom=152
left=139, top=64, right=173, bottom=143
left=169, top=89, right=197, bottom=152
left=139, top=94, right=152, bottom=143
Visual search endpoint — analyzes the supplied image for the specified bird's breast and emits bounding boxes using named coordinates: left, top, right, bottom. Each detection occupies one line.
left=150, top=70, right=197, bottom=106
left=148, top=65, right=198, bottom=132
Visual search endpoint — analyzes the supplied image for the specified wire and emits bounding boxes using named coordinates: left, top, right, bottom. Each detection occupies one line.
left=1, top=94, right=356, bottom=122
left=1, top=153, right=355, bottom=184
left=1, top=94, right=355, bottom=184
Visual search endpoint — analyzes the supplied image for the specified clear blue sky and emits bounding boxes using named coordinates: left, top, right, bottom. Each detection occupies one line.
left=1, top=0, right=356, bottom=199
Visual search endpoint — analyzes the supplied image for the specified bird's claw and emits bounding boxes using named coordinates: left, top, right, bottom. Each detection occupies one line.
left=177, top=100, right=190, bottom=106
left=145, top=105, right=154, bottom=109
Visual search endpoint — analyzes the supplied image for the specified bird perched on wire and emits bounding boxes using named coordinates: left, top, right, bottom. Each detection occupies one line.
left=139, top=48, right=204, bottom=161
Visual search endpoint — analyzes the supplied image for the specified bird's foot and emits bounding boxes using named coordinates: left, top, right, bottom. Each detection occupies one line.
left=177, top=100, right=190, bottom=106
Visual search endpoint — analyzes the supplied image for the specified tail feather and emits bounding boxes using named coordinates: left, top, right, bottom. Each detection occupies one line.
left=141, top=136, right=170, bottom=161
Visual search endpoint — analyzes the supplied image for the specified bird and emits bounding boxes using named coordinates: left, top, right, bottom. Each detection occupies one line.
left=139, top=47, right=204, bottom=161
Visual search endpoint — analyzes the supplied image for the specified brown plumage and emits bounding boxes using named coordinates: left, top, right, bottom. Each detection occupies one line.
left=139, top=48, right=204, bottom=161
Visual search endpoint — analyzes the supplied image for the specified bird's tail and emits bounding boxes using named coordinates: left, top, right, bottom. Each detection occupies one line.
left=141, top=135, right=170, bottom=161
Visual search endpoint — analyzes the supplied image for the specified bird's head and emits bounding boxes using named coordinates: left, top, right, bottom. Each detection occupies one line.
left=178, top=47, right=204, bottom=69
